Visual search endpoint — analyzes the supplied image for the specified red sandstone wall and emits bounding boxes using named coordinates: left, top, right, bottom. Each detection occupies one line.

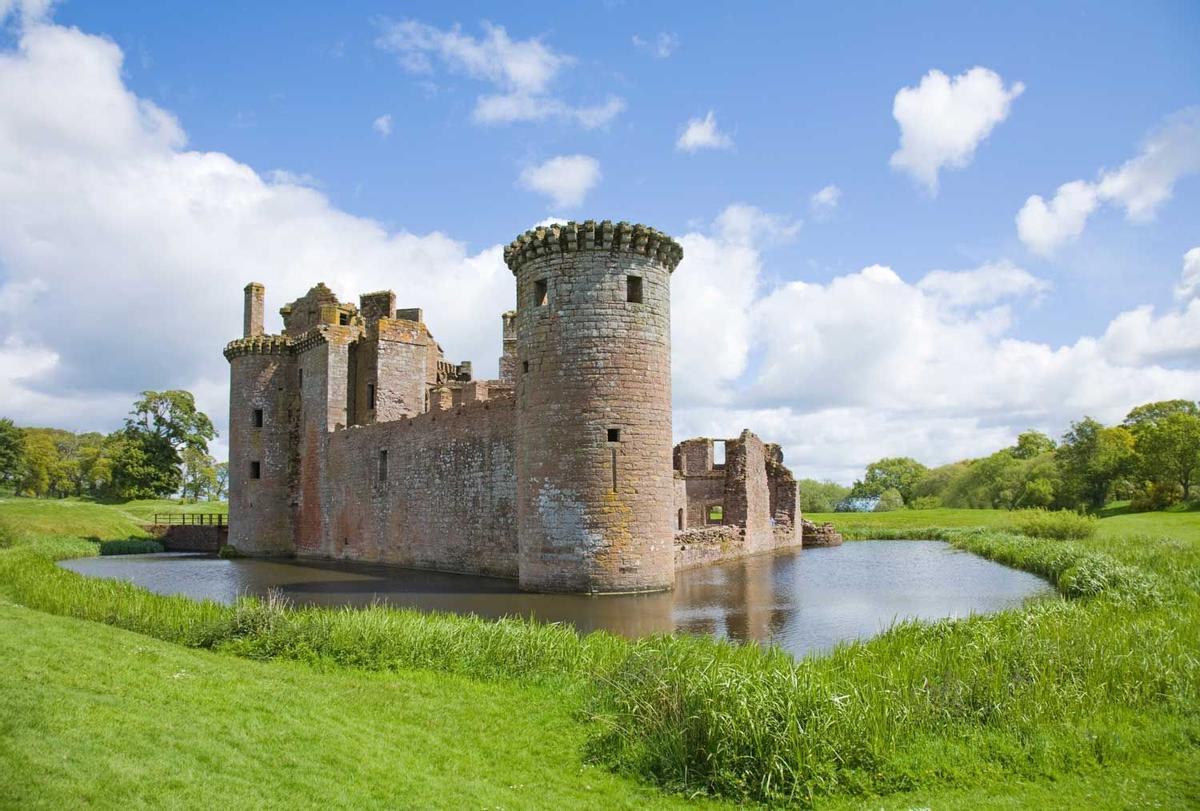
left=320, top=395, right=518, bottom=577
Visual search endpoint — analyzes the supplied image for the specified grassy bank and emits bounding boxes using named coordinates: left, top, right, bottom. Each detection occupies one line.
left=1, top=498, right=1199, bottom=807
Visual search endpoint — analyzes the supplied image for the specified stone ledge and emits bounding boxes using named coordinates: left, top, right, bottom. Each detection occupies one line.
left=504, top=220, right=684, bottom=275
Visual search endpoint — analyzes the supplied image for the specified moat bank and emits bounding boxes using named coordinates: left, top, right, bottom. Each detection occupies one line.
left=61, top=540, right=1052, bottom=656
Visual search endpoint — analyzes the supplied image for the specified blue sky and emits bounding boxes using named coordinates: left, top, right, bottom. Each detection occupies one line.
left=0, top=1, right=1197, bottom=480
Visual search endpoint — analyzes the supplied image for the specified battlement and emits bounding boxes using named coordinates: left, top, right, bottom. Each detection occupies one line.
left=224, top=334, right=291, bottom=359
left=503, top=220, right=684, bottom=275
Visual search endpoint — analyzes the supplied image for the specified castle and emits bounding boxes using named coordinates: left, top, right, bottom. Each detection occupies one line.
left=225, top=220, right=804, bottom=593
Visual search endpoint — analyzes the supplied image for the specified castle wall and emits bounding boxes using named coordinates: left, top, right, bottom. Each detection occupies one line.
left=723, top=430, right=773, bottom=554
left=319, top=395, right=517, bottom=577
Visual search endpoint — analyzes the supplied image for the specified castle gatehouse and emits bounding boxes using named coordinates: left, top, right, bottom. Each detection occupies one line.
left=225, top=221, right=802, bottom=593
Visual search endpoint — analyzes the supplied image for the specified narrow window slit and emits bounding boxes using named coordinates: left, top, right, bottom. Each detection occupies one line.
left=533, top=279, right=548, bottom=307
left=626, top=275, right=643, bottom=303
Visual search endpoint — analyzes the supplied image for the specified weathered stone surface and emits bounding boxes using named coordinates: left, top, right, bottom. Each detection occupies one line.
left=801, top=519, right=844, bottom=547
left=226, top=223, right=804, bottom=594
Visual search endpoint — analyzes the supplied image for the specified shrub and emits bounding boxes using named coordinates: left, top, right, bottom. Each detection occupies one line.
left=99, top=539, right=165, bottom=555
left=908, top=495, right=942, bottom=510
left=873, top=488, right=904, bottom=512
left=1129, top=481, right=1183, bottom=512
left=1008, top=508, right=1097, bottom=540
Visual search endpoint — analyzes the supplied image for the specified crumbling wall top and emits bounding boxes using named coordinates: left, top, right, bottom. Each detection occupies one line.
left=503, top=220, right=683, bottom=275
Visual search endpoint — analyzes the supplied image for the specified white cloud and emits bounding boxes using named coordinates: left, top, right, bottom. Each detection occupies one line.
left=375, top=19, right=623, bottom=129
left=372, top=113, right=392, bottom=137
left=632, top=32, right=679, bottom=58
left=889, top=67, right=1024, bottom=193
left=517, top=155, right=600, bottom=208
left=1177, top=248, right=1200, bottom=301
left=0, top=0, right=53, bottom=25
left=1016, top=109, right=1200, bottom=254
left=0, top=20, right=515, bottom=455
left=808, top=184, right=841, bottom=218
left=917, top=261, right=1048, bottom=309
left=676, top=110, right=733, bottom=153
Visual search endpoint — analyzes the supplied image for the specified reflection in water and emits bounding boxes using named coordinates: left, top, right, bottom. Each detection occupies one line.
left=61, top=541, right=1054, bottom=657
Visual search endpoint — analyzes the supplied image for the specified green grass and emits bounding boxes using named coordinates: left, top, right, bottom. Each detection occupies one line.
left=1, top=497, right=1199, bottom=807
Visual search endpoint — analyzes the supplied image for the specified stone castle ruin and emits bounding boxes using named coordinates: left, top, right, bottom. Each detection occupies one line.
left=225, top=221, right=813, bottom=594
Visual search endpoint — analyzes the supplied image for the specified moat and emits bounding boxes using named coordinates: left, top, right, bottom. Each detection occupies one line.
left=62, top=541, right=1053, bottom=657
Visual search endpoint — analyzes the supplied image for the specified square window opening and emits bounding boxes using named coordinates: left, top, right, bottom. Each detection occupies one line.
left=250, top=461, right=261, bottom=480
left=626, top=275, right=643, bottom=304
left=712, top=439, right=726, bottom=467
left=533, top=279, right=548, bottom=307
left=707, top=504, right=724, bottom=524
left=252, top=408, right=263, bottom=428
left=378, top=449, right=388, bottom=481
left=607, top=428, right=621, bottom=442
left=339, top=312, right=350, bottom=326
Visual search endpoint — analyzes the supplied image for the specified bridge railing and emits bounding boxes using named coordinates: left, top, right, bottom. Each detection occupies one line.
left=152, top=513, right=227, bottom=527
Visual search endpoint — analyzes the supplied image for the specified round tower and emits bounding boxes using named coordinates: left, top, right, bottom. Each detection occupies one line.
left=224, top=283, right=295, bottom=555
left=505, top=221, right=684, bottom=593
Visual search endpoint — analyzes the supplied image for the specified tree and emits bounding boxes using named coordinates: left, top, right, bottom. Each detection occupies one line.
left=851, top=457, right=928, bottom=505
left=180, top=446, right=218, bottom=502
left=116, top=391, right=217, bottom=500
left=873, top=488, right=905, bottom=512
left=18, top=431, right=58, bottom=497
left=1011, top=430, right=1056, bottom=460
left=1122, top=400, right=1200, bottom=434
left=797, top=479, right=851, bottom=512
left=0, top=418, right=24, bottom=486
left=1134, top=412, right=1200, bottom=501
left=213, top=462, right=229, bottom=501
left=1055, top=418, right=1137, bottom=511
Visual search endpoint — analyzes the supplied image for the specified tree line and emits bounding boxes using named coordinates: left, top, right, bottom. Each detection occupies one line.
left=799, top=399, right=1200, bottom=513
left=0, top=391, right=225, bottom=501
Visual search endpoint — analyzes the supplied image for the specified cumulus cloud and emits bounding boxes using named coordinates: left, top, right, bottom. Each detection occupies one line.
left=676, top=110, right=733, bottom=152
left=890, top=67, right=1024, bottom=193
left=517, top=155, right=600, bottom=208
left=1017, top=109, right=1200, bottom=254
left=375, top=19, right=623, bottom=128
left=808, top=185, right=841, bottom=218
left=632, top=32, right=679, bottom=58
left=1177, top=248, right=1200, bottom=302
left=668, top=214, right=1198, bottom=480
left=372, top=113, right=392, bottom=137
left=0, top=20, right=515, bottom=455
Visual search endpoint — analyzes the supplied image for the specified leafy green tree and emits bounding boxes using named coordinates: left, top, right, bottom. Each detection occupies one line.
left=0, top=418, right=24, bottom=486
left=114, top=391, right=217, bottom=500
left=181, top=446, right=218, bottom=502
left=873, top=488, right=905, bottom=512
left=850, top=457, right=928, bottom=505
left=797, top=479, right=851, bottom=512
left=213, top=462, right=229, bottom=501
left=1134, top=412, right=1200, bottom=501
left=1055, top=418, right=1137, bottom=511
left=18, top=431, right=58, bottom=497
left=1011, top=430, right=1056, bottom=460
left=1122, top=400, right=1200, bottom=433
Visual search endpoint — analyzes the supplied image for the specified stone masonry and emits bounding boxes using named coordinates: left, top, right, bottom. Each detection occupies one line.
left=225, top=220, right=804, bottom=594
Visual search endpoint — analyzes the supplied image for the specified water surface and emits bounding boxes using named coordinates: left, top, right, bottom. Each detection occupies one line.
left=62, top=541, right=1053, bottom=657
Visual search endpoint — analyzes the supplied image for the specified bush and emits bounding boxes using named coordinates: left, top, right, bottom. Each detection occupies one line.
left=873, top=488, right=905, bottom=512
left=1008, top=509, right=1097, bottom=540
left=98, top=539, right=165, bottom=555
left=908, top=495, right=942, bottom=510
left=1129, top=482, right=1183, bottom=512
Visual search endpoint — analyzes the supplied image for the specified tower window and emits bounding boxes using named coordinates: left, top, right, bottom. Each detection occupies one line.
left=367, top=383, right=376, bottom=410
left=522, top=360, right=529, bottom=374
left=626, top=275, right=643, bottom=303
left=339, top=312, right=350, bottom=326
left=533, top=279, right=548, bottom=307
left=298, top=368, right=304, bottom=387
left=250, top=461, right=261, bottom=479
left=252, top=408, right=263, bottom=428
left=607, top=428, right=621, bottom=442
left=378, top=449, right=388, bottom=481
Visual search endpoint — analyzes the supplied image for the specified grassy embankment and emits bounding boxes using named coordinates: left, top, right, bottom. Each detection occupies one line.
left=1, top=497, right=1198, bottom=808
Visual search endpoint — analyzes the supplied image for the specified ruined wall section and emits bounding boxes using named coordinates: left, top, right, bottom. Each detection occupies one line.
left=321, top=394, right=518, bottom=577
left=765, top=442, right=800, bottom=546
left=722, top=430, right=773, bottom=554
left=510, top=221, right=682, bottom=593
left=225, top=337, right=295, bottom=554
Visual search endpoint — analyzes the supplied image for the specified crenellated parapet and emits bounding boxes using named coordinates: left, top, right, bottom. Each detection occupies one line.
left=223, top=334, right=292, bottom=360
left=503, top=220, right=684, bottom=274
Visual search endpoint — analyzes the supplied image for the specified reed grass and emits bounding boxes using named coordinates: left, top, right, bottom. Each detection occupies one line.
left=1, top=508, right=1197, bottom=806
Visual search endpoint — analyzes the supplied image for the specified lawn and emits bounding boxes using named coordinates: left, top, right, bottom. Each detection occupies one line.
left=1, top=496, right=1198, bottom=808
